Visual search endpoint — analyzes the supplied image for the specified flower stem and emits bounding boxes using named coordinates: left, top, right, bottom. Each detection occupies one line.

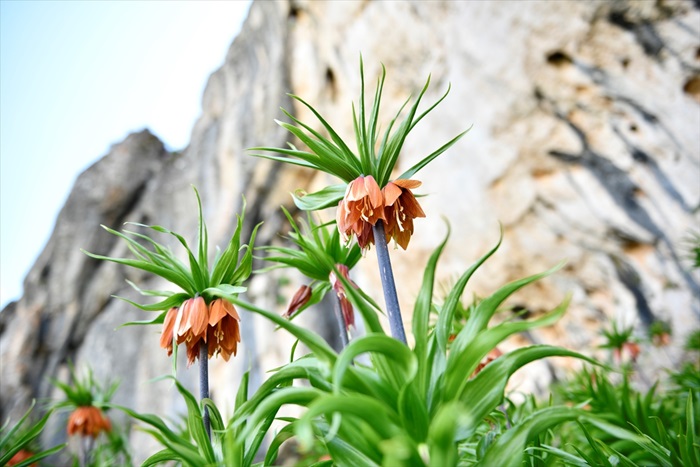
left=199, top=341, right=211, bottom=439
left=331, top=294, right=349, bottom=349
left=372, top=220, right=407, bottom=344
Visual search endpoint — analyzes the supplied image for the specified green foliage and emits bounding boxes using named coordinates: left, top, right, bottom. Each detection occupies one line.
left=548, top=362, right=700, bottom=466
left=82, top=187, right=258, bottom=320
left=0, top=402, right=65, bottom=467
left=66, top=58, right=700, bottom=467
left=114, top=378, right=226, bottom=467
left=250, top=57, right=469, bottom=209
left=226, top=231, right=599, bottom=466
left=51, top=363, right=118, bottom=411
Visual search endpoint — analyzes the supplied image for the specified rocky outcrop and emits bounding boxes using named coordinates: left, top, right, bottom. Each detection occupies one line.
left=1, top=0, right=698, bottom=460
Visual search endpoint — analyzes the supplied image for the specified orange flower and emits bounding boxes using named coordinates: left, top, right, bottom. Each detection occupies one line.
left=67, top=406, right=111, bottom=438
left=614, top=341, right=640, bottom=364
left=160, top=297, right=242, bottom=365
left=172, top=297, right=208, bottom=366
left=206, top=299, right=241, bottom=362
left=337, top=175, right=385, bottom=248
left=284, top=285, right=312, bottom=318
left=329, top=264, right=356, bottom=329
left=382, top=179, right=425, bottom=249
left=7, top=449, right=37, bottom=466
left=176, top=296, right=209, bottom=343
left=471, top=347, right=503, bottom=378
left=160, top=306, right=179, bottom=356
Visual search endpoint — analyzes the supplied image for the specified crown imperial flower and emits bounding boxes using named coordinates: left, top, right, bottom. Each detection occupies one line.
left=382, top=179, right=426, bottom=249
left=337, top=175, right=385, bottom=248
left=206, top=298, right=241, bottom=362
left=160, top=297, right=241, bottom=365
left=67, top=406, right=111, bottom=438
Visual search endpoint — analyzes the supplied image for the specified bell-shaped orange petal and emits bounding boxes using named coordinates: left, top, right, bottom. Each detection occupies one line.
left=176, top=299, right=192, bottom=337
left=159, top=307, right=178, bottom=355
left=187, top=296, right=209, bottom=338
left=67, top=406, right=111, bottom=438
left=383, top=182, right=403, bottom=206
left=393, top=179, right=422, bottom=190
left=363, top=175, right=383, bottom=207
left=208, top=298, right=227, bottom=326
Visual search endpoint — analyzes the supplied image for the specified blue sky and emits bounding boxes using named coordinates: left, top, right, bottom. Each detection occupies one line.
left=0, top=0, right=251, bottom=308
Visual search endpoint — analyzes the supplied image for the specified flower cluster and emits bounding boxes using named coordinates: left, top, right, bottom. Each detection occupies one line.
left=67, top=406, right=111, bottom=438
left=85, top=188, right=257, bottom=370
left=160, top=297, right=241, bottom=365
left=336, top=175, right=425, bottom=249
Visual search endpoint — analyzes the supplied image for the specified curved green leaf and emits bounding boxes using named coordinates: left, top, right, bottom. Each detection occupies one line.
left=293, top=184, right=347, bottom=211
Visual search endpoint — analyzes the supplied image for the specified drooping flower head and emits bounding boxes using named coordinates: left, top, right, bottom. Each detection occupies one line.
left=335, top=176, right=425, bottom=249
left=382, top=179, right=426, bottom=249
left=67, top=406, right=112, bottom=438
left=336, top=175, right=385, bottom=248
left=261, top=208, right=369, bottom=335
left=206, top=298, right=241, bottom=362
left=84, top=188, right=258, bottom=367
left=50, top=364, right=117, bottom=440
left=284, top=285, right=313, bottom=318
left=160, top=297, right=242, bottom=366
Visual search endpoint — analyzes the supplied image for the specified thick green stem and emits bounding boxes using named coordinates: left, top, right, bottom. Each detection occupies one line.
left=331, top=294, right=350, bottom=349
left=199, top=341, right=211, bottom=438
left=372, top=220, right=407, bottom=344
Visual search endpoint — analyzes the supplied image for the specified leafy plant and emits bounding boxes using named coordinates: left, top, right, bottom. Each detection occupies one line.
left=0, top=402, right=64, bottom=467
left=225, top=230, right=600, bottom=466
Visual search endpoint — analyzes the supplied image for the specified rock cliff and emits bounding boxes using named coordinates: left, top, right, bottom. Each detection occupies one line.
left=1, top=0, right=698, bottom=460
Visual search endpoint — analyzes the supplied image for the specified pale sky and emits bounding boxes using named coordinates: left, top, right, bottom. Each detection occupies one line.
left=0, top=0, right=252, bottom=308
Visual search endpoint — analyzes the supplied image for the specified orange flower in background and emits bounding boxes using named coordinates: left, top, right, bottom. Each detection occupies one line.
left=329, top=264, right=357, bottom=329
left=67, top=406, right=111, bottom=438
left=337, top=175, right=385, bottom=248
left=206, top=299, right=241, bottom=362
left=7, top=449, right=37, bottom=466
left=382, top=179, right=425, bottom=250
left=471, top=347, right=503, bottom=378
left=614, top=341, right=641, bottom=364
left=284, top=285, right=312, bottom=318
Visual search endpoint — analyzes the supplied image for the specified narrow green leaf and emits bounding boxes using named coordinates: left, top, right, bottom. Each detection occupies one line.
left=413, top=223, right=450, bottom=391
left=456, top=345, right=597, bottom=440
left=228, top=297, right=337, bottom=364
left=479, top=407, right=588, bottom=467
left=292, top=184, right=347, bottom=211
left=114, top=293, right=189, bottom=312
left=444, top=295, right=571, bottom=400
left=397, top=127, right=471, bottom=181
left=435, top=230, right=502, bottom=353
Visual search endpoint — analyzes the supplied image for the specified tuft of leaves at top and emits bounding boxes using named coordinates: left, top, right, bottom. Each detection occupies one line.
left=250, top=57, right=470, bottom=211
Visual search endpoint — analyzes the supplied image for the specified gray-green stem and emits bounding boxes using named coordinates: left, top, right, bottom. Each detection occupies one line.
left=199, top=341, right=211, bottom=438
left=372, top=220, right=407, bottom=344
left=331, top=294, right=350, bottom=349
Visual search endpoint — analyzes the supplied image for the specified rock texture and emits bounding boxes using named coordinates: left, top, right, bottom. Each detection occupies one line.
left=1, top=0, right=699, bottom=460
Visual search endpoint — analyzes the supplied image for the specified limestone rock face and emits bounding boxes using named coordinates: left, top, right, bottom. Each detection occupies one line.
left=1, top=0, right=698, bottom=460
